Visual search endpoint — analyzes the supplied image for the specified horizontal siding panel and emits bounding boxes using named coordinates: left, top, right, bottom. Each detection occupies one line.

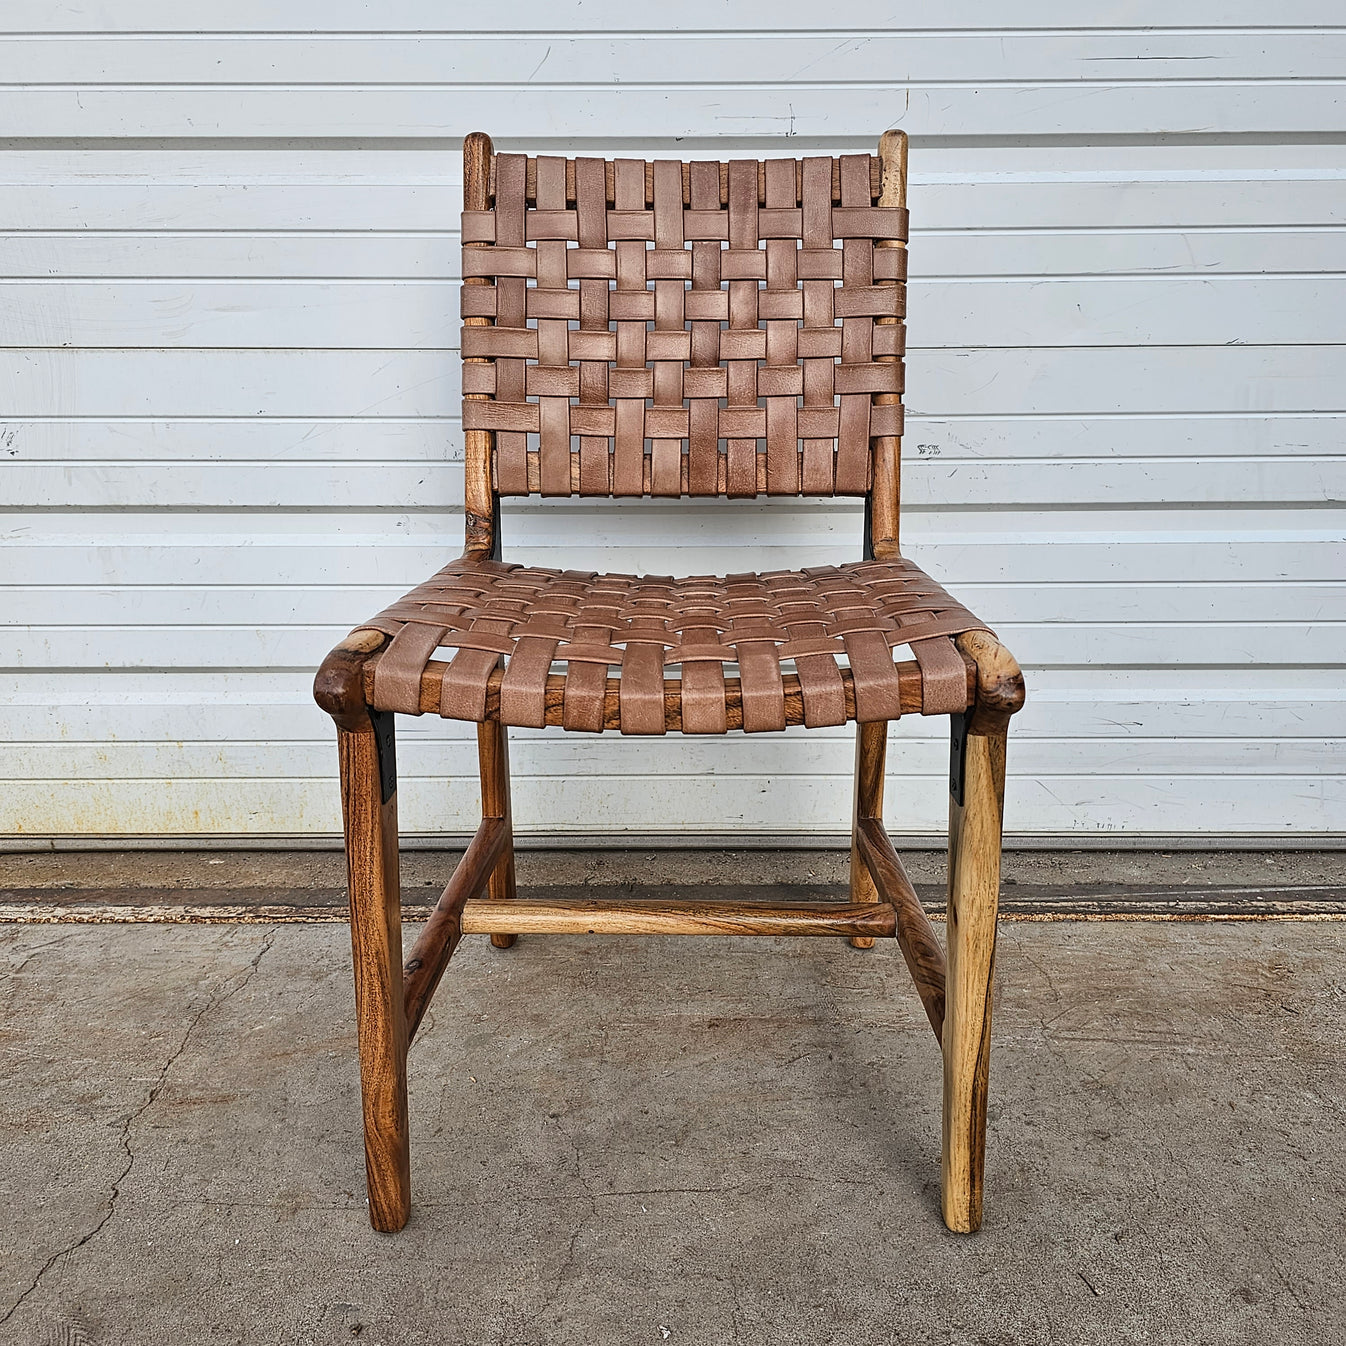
left=4, top=415, right=1340, bottom=463
left=6, top=733, right=1343, bottom=780
left=0, top=182, right=464, bottom=232
left=1, top=349, right=459, bottom=417
left=0, top=419, right=459, bottom=461
left=911, top=230, right=1346, bottom=279
left=6, top=662, right=1341, bottom=839
left=5, top=457, right=1343, bottom=508
left=901, top=415, right=1346, bottom=462
left=4, top=180, right=1344, bottom=235
left=6, top=671, right=1341, bottom=741
left=5, top=154, right=1342, bottom=234
left=909, top=346, right=1346, bottom=415
left=2, top=775, right=1340, bottom=841
left=908, top=277, right=1344, bottom=348
left=6, top=347, right=1345, bottom=417
left=5, top=3, right=1341, bottom=32
left=7, top=228, right=1346, bottom=281
left=5, top=277, right=1341, bottom=349
left=2, top=85, right=1341, bottom=140
left=10, top=33, right=1346, bottom=85
left=5, top=506, right=1341, bottom=582
left=5, top=234, right=464, bottom=280
left=0, top=280, right=461, bottom=351
left=909, top=175, right=1346, bottom=233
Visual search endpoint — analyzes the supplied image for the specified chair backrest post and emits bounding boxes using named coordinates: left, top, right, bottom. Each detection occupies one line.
left=462, top=130, right=497, bottom=557
left=870, top=128, right=907, bottom=561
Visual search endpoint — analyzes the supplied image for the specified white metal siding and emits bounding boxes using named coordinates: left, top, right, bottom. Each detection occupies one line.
left=2, top=4, right=1343, bottom=843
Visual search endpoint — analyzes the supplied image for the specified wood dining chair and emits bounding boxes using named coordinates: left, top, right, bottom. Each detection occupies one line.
left=314, top=129, right=1025, bottom=1235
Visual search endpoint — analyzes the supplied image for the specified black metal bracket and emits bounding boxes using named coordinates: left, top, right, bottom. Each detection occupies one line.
left=862, top=495, right=875, bottom=561
left=949, top=712, right=967, bottom=807
left=369, top=708, right=397, bottom=805
left=489, top=495, right=502, bottom=562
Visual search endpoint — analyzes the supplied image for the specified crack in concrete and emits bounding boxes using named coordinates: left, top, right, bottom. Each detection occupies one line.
left=0, top=927, right=278, bottom=1330
left=593, top=1183, right=748, bottom=1199
left=174, top=1197, right=353, bottom=1212
left=518, top=1110, right=598, bottom=1333
left=545, top=1109, right=585, bottom=1184
left=518, top=1191, right=595, bottom=1335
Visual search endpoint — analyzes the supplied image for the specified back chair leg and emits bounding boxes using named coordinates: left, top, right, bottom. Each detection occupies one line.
left=477, top=720, right=518, bottom=948
left=339, top=713, right=412, bottom=1232
left=848, top=720, right=888, bottom=949
left=941, top=723, right=1007, bottom=1233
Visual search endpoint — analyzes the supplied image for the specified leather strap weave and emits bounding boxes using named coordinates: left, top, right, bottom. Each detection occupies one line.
left=357, top=557, right=988, bottom=734
left=461, top=153, right=906, bottom=497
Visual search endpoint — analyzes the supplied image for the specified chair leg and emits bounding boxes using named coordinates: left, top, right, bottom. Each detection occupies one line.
left=848, top=720, right=888, bottom=949
left=339, top=716, right=411, bottom=1232
left=941, top=724, right=1006, bottom=1233
left=478, top=719, right=518, bottom=948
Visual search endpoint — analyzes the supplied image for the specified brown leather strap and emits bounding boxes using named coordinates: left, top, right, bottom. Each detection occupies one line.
left=355, top=557, right=989, bottom=733
left=461, top=153, right=907, bottom=498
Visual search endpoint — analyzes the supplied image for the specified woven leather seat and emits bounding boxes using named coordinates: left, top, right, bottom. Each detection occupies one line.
left=315, top=130, right=1026, bottom=1239
left=358, top=556, right=987, bottom=732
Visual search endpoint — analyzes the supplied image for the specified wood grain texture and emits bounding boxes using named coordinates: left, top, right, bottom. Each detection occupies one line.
left=855, top=816, right=946, bottom=1040
left=338, top=720, right=410, bottom=1232
left=848, top=719, right=888, bottom=948
left=313, top=628, right=388, bottom=732
left=477, top=718, right=519, bottom=948
left=942, top=729, right=1007, bottom=1234
left=870, top=128, right=907, bottom=562
left=461, top=130, right=495, bottom=558
left=958, top=630, right=1027, bottom=736
left=460, top=897, right=897, bottom=938
left=401, top=815, right=507, bottom=1040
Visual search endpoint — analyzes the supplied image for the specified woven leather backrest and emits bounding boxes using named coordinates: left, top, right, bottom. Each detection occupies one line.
left=460, top=151, right=907, bottom=499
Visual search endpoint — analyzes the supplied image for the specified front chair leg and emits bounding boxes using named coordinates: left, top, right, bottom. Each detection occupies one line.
left=848, top=719, right=888, bottom=949
left=477, top=719, right=518, bottom=948
left=339, top=711, right=411, bottom=1232
left=941, top=720, right=1006, bottom=1233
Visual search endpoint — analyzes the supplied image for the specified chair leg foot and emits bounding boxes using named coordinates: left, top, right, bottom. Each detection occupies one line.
left=941, top=729, right=1005, bottom=1233
left=849, top=720, right=888, bottom=950
left=339, top=721, right=411, bottom=1232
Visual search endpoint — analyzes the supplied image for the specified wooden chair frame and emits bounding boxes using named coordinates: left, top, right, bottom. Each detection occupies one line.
left=315, top=130, right=1025, bottom=1235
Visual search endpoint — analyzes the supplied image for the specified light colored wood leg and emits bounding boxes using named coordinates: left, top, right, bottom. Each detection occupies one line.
left=339, top=718, right=411, bottom=1233
left=941, top=727, right=1006, bottom=1233
left=478, top=720, right=518, bottom=949
left=849, top=720, right=888, bottom=949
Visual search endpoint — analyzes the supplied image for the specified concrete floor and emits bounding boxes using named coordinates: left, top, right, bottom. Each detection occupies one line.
left=1, top=916, right=1343, bottom=1345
